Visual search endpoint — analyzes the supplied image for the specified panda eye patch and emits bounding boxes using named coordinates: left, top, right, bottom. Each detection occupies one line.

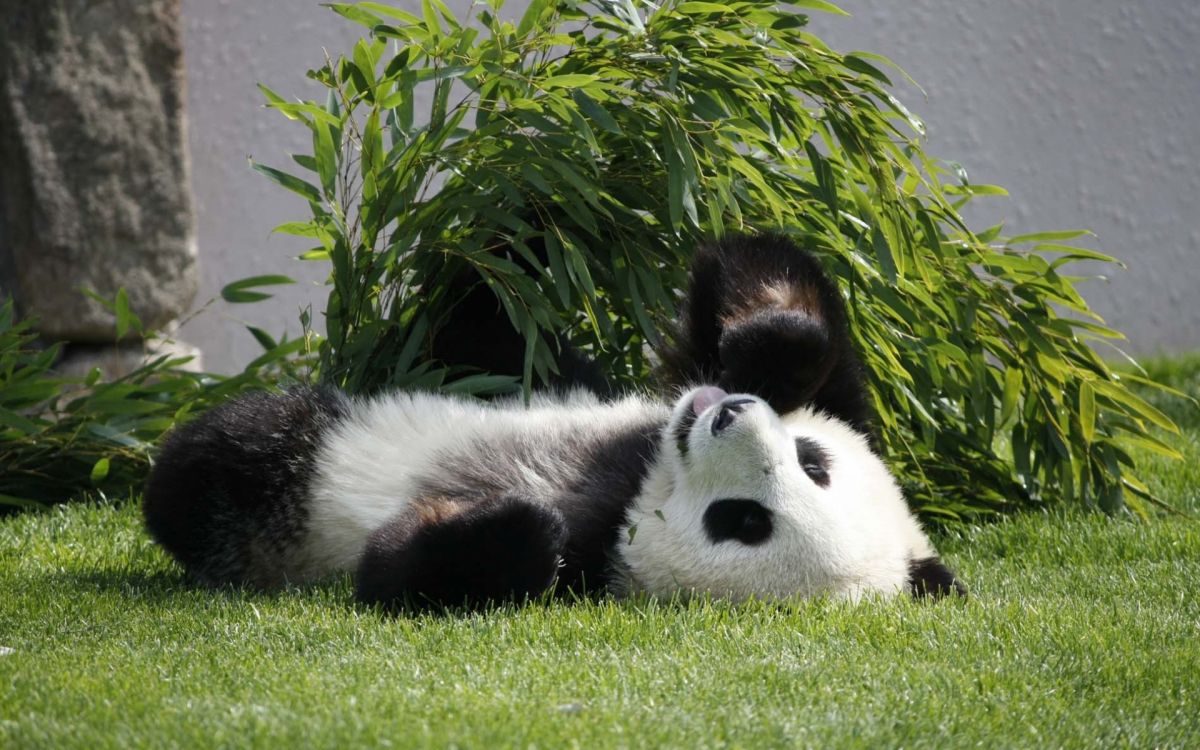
left=703, top=499, right=773, bottom=546
left=795, top=437, right=830, bottom=488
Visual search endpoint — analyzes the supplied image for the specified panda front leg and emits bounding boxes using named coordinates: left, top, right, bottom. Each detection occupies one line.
left=660, top=233, right=873, bottom=432
left=354, top=495, right=569, bottom=612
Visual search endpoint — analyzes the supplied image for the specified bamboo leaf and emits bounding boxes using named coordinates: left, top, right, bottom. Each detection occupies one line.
left=89, top=457, right=111, bottom=485
left=221, top=275, right=296, bottom=304
left=313, top=120, right=338, bottom=198
left=790, top=0, right=849, bottom=16
left=677, top=2, right=734, bottom=14
left=1079, top=381, right=1096, bottom=444
left=356, top=2, right=422, bottom=25
left=571, top=89, right=622, bottom=134
left=541, top=74, right=600, bottom=89
left=250, top=162, right=323, bottom=204
left=517, top=0, right=554, bottom=37
left=114, top=289, right=133, bottom=339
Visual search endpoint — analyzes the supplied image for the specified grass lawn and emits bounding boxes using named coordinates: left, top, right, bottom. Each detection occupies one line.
left=2, top=361, right=1197, bottom=749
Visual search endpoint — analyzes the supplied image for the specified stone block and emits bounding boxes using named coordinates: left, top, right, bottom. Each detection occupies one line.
left=0, top=0, right=197, bottom=341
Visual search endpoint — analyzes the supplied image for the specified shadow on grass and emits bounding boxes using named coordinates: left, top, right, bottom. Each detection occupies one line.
left=42, top=566, right=972, bottom=621
left=39, top=563, right=560, bottom=619
left=44, top=566, right=352, bottom=609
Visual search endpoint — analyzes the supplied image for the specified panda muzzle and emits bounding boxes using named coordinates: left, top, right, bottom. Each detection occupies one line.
left=711, top=398, right=756, bottom=435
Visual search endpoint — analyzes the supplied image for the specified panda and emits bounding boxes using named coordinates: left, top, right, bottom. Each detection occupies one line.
left=142, top=233, right=965, bottom=610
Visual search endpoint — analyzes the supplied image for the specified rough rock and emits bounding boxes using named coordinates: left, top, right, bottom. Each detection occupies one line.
left=0, top=0, right=197, bottom=341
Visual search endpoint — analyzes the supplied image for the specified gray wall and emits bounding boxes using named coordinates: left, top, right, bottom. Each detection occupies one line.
left=180, top=1, right=366, bottom=370
left=180, top=0, right=1200, bottom=372
left=811, top=1, right=1200, bottom=357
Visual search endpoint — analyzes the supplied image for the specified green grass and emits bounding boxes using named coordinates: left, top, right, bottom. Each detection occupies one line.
left=2, top=369, right=1198, bottom=749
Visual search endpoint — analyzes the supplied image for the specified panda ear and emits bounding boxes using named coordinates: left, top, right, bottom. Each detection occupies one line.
left=908, top=556, right=967, bottom=599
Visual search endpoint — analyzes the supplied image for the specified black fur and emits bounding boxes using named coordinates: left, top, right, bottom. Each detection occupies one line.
left=659, top=233, right=873, bottom=433
left=908, top=556, right=968, bottom=599
left=712, top=397, right=755, bottom=434
left=794, top=437, right=831, bottom=488
left=674, top=403, right=699, bottom=458
left=702, top=499, right=774, bottom=546
left=404, top=418, right=664, bottom=603
left=550, top=421, right=663, bottom=594
left=355, top=496, right=570, bottom=611
left=430, top=245, right=612, bottom=397
left=142, top=386, right=349, bottom=587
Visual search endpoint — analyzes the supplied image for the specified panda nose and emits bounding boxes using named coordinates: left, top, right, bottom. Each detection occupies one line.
left=691, top=386, right=728, bottom=415
left=712, top=398, right=756, bottom=434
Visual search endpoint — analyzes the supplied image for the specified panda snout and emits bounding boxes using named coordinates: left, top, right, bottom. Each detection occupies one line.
left=711, top=398, right=757, bottom=435
left=673, top=389, right=774, bottom=460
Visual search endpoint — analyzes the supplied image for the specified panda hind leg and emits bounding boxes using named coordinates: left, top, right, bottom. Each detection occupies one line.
left=660, top=232, right=872, bottom=431
left=354, top=495, right=569, bottom=612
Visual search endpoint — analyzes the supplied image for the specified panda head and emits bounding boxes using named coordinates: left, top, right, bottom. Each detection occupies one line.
left=617, top=386, right=961, bottom=601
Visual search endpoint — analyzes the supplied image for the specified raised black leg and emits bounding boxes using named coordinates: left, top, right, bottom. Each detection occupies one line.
left=354, top=495, right=570, bottom=612
left=659, top=233, right=873, bottom=432
left=429, top=242, right=612, bottom=396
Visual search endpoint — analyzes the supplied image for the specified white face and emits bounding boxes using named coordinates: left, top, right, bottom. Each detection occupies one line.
left=618, top=387, right=931, bottom=601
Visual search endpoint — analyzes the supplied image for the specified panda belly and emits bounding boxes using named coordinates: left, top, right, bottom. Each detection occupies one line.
left=289, top=391, right=493, bottom=580
left=295, top=390, right=666, bottom=584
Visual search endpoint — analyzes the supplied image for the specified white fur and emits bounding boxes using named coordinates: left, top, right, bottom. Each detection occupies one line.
left=293, top=390, right=667, bottom=581
left=617, top=387, right=933, bottom=601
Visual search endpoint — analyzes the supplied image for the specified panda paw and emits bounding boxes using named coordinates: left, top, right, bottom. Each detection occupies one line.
left=355, top=496, right=569, bottom=612
left=908, top=556, right=968, bottom=599
left=716, top=307, right=837, bottom=416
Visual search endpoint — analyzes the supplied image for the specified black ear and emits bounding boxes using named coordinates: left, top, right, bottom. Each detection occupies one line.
left=908, top=557, right=967, bottom=599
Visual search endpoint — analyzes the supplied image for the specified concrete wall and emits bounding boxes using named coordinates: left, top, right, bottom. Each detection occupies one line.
left=180, top=1, right=367, bottom=371
left=180, top=0, right=1200, bottom=372
left=810, top=0, right=1200, bottom=356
